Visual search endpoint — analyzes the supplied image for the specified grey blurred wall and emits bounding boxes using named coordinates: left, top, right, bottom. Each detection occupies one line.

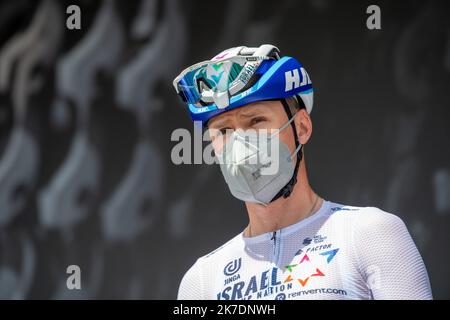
left=0, top=0, right=449, bottom=299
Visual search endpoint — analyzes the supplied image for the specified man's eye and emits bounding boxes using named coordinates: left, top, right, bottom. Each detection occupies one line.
left=219, top=127, right=232, bottom=135
left=250, top=117, right=266, bottom=126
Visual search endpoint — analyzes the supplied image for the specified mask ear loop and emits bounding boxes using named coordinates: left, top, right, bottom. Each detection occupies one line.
left=269, top=99, right=303, bottom=203
left=269, top=110, right=297, bottom=138
left=268, top=110, right=302, bottom=161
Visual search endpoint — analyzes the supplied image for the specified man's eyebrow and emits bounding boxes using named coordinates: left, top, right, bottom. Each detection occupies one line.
left=208, top=117, right=231, bottom=128
left=238, top=107, right=270, bottom=118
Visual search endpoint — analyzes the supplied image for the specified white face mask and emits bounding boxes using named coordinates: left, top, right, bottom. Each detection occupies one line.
left=217, top=114, right=302, bottom=205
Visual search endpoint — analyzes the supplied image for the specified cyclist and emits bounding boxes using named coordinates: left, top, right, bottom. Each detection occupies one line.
left=172, top=44, right=432, bottom=300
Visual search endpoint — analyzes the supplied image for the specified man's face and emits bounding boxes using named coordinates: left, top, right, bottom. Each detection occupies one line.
left=207, top=100, right=306, bottom=156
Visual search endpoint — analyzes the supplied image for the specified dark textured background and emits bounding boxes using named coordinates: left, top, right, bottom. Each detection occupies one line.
left=0, top=0, right=449, bottom=299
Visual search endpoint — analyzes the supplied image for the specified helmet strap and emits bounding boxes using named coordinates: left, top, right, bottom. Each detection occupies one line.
left=270, top=98, right=303, bottom=203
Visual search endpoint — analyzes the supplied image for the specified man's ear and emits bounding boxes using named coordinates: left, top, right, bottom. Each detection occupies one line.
left=295, top=108, right=312, bottom=145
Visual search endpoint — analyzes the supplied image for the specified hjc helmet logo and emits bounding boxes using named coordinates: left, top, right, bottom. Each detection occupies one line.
left=284, top=68, right=311, bottom=92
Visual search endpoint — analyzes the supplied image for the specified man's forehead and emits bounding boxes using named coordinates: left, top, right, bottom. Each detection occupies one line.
left=239, top=101, right=276, bottom=114
left=209, top=101, right=280, bottom=125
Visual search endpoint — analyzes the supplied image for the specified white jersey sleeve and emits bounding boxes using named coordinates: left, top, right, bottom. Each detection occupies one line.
left=353, top=208, right=432, bottom=299
left=177, top=259, right=205, bottom=300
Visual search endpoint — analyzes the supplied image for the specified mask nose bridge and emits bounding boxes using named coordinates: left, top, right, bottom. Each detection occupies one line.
left=230, top=120, right=297, bottom=165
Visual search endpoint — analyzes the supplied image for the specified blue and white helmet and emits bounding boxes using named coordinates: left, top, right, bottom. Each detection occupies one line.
left=173, top=44, right=313, bottom=126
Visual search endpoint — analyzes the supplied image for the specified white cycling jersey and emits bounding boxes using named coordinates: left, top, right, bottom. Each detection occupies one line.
left=177, top=200, right=432, bottom=300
